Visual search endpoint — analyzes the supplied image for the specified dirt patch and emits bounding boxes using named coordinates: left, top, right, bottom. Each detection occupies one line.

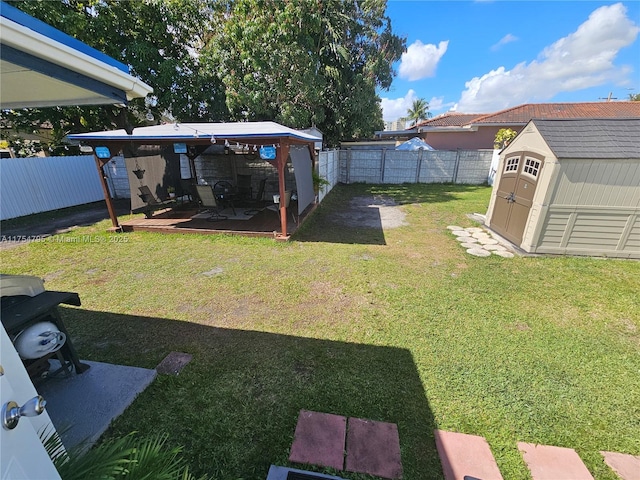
left=330, top=195, right=408, bottom=229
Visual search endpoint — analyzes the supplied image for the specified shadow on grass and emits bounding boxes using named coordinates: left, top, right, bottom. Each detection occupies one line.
left=59, top=307, right=442, bottom=480
left=294, top=183, right=488, bottom=245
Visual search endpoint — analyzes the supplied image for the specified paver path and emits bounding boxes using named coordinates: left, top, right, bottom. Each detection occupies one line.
left=447, top=225, right=515, bottom=258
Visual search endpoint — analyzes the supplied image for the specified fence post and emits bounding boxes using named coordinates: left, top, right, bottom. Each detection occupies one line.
left=380, top=148, right=386, bottom=183
left=346, top=148, right=352, bottom=184
left=453, top=149, right=461, bottom=184
left=415, top=148, right=424, bottom=183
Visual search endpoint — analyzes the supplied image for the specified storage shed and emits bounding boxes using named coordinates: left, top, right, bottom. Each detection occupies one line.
left=486, top=118, right=640, bottom=259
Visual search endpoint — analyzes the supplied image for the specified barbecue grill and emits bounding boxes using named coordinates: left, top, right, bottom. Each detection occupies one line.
left=1, top=274, right=89, bottom=382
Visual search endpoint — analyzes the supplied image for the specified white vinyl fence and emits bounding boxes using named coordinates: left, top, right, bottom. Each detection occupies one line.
left=0, top=155, right=103, bottom=220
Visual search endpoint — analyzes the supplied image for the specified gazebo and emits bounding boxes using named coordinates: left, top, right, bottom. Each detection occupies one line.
left=67, top=122, right=321, bottom=240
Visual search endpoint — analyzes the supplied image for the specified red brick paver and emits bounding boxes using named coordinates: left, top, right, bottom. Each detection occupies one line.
left=345, top=417, right=402, bottom=479
left=289, top=410, right=346, bottom=470
left=518, top=443, right=594, bottom=480
left=434, top=430, right=503, bottom=480
left=601, top=451, right=640, bottom=480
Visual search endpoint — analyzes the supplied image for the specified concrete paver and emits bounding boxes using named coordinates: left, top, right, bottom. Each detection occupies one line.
left=601, top=451, right=640, bottom=480
left=434, top=430, right=503, bottom=480
left=518, top=442, right=594, bottom=480
left=467, top=247, right=491, bottom=257
left=289, top=410, right=346, bottom=470
left=345, top=418, right=402, bottom=479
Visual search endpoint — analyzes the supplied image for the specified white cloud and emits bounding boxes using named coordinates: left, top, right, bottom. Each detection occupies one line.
left=457, top=3, right=639, bottom=112
left=380, top=89, right=418, bottom=121
left=399, top=40, right=449, bottom=81
left=491, top=33, right=518, bottom=51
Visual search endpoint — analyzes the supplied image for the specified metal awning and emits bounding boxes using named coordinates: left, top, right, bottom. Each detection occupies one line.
left=0, top=2, right=152, bottom=108
left=66, top=122, right=321, bottom=145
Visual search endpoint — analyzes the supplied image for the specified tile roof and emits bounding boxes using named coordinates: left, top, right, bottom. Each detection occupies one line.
left=532, top=118, right=640, bottom=159
left=416, top=113, right=487, bottom=128
left=474, top=102, right=640, bottom=125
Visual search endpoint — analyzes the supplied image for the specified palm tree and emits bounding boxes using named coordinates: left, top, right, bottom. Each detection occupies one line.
left=406, top=98, right=432, bottom=126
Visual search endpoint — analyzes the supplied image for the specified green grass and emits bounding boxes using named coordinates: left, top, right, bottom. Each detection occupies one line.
left=2, top=183, right=639, bottom=479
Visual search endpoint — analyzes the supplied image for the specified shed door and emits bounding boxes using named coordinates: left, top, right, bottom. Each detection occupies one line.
left=491, top=153, right=543, bottom=245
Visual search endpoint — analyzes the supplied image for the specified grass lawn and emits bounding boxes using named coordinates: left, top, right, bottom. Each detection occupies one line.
left=2, top=183, right=639, bottom=479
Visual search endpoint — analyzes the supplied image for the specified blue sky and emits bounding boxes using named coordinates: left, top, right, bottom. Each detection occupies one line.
left=380, top=1, right=640, bottom=120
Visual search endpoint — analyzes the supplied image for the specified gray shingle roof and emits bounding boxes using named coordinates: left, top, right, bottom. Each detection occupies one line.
left=533, top=118, right=640, bottom=159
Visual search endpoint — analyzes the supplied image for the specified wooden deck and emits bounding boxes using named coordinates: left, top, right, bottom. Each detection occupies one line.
left=120, top=202, right=311, bottom=239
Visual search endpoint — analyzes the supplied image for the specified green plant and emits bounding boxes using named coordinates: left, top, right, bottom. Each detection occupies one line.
left=494, top=128, right=518, bottom=149
left=167, top=186, right=175, bottom=193
left=43, top=430, right=203, bottom=480
left=312, top=171, right=330, bottom=192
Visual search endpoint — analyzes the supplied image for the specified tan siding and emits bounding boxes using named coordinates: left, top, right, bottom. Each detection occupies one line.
left=626, top=222, right=640, bottom=248
left=536, top=208, right=639, bottom=257
left=538, top=211, right=571, bottom=247
left=551, top=160, right=640, bottom=207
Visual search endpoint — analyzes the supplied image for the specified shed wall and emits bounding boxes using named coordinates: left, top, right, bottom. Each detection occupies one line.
left=533, top=159, right=640, bottom=258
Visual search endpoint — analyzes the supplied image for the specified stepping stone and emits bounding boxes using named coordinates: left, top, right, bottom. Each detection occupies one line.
left=466, top=227, right=484, bottom=233
left=518, top=442, right=594, bottom=480
left=456, top=236, right=477, bottom=243
left=601, top=451, right=640, bottom=480
left=434, top=430, right=503, bottom=480
left=483, top=244, right=506, bottom=251
left=477, top=238, right=499, bottom=245
left=289, top=410, right=346, bottom=470
left=460, top=242, right=480, bottom=249
left=472, top=232, right=490, bottom=239
left=493, top=251, right=515, bottom=258
left=345, top=418, right=402, bottom=479
left=447, top=225, right=463, bottom=231
left=467, top=247, right=491, bottom=257
left=451, top=230, right=471, bottom=237
left=156, top=352, right=192, bottom=375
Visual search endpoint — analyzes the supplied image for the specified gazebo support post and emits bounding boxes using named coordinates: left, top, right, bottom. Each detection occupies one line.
left=276, top=139, right=290, bottom=240
left=93, top=152, right=121, bottom=231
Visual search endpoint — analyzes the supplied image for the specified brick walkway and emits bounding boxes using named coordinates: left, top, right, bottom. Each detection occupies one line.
left=435, top=429, right=639, bottom=480
left=289, top=410, right=402, bottom=479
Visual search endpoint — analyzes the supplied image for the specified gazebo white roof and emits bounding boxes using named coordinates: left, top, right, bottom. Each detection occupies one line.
left=67, top=122, right=322, bottom=144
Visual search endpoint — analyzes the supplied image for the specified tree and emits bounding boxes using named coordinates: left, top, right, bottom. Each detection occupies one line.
left=3, top=0, right=227, bottom=155
left=202, top=0, right=405, bottom=146
left=406, top=98, right=431, bottom=126
left=629, top=93, right=640, bottom=101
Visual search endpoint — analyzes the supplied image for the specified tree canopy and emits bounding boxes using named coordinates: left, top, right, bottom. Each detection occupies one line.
left=3, top=0, right=404, bottom=152
left=201, top=0, right=405, bottom=145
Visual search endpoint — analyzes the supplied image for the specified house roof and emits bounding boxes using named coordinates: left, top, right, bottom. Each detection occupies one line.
left=532, top=118, right=640, bottom=159
left=473, top=102, right=640, bottom=126
left=66, top=122, right=322, bottom=144
left=415, top=102, right=640, bottom=131
left=0, top=1, right=152, bottom=108
left=415, top=113, right=487, bottom=128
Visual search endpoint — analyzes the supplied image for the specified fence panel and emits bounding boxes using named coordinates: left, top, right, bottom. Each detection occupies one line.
left=317, top=150, right=339, bottom=202
left=383, top=150, right=420, bottom=184
left=338, top=148, right=491, bottom=185
left=455, top=149, right=494, bottom=184
left=0, top=155, right=103, bottom=220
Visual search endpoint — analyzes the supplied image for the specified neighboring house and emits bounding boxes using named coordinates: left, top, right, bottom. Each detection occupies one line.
left=485, top=118, right=640, bottom=259
left=376, top=102, right=640, bottom=150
